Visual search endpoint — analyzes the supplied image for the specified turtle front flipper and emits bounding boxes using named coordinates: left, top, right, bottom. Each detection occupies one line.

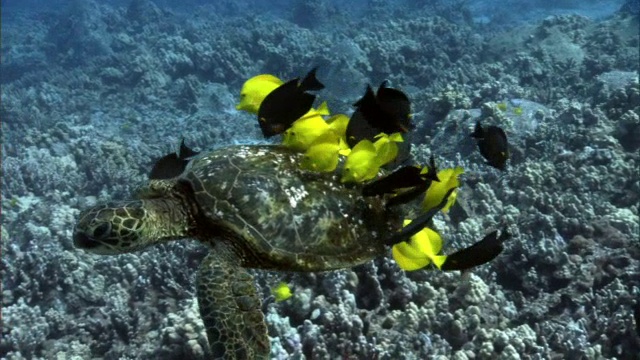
left=197, top=248, right=270, bottom=360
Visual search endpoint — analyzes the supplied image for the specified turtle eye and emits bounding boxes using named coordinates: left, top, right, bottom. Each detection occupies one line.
left=92, top=223, right=112, bottom=239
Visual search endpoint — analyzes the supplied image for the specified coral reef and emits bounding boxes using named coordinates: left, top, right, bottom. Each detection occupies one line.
left=2, top=0, right=638, bottom=359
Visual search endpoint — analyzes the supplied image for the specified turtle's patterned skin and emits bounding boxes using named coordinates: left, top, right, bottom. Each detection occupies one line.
left=73, top=145, right=405, bottom=359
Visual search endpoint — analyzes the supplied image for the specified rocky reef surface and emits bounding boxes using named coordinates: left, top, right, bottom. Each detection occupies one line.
left=1, top=0, right=638, bottom=359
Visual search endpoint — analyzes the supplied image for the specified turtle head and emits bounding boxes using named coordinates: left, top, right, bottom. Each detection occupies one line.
left=73, top=201, right=152, bottom=255
left=73, top=198, right=192, bottom=255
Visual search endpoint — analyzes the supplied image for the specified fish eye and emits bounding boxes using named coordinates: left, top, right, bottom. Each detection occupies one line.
left=92, top=223, right=112, bottom=239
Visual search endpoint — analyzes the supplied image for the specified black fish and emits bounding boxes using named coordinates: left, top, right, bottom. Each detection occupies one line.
left=363, top=156, right=440, bottom=208
left=362, top=165, right=425, bottom=197
left=440, top=228, right=510, bottom=271
left=377, top=81, right=412, bottom=130
left=346, top=82, right=413, bottom=147
left=384, top=187, right=455, bottom=246
left=470, top=120, right=509, bottom=170
left=149, top=139, right=200, bottom=180
left=384, top=157, right=439, bottom=208
left=384, top=183, right=430, bottom=208
left=345, top=109, right=380, bottom=148
left=257, top=67, right=325, bottom=138
left=178, top=139, right=199, bottom=158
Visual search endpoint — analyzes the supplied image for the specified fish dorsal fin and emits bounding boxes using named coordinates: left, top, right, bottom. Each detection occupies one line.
left=299, top=67, right=325, bottom=91
left=315, top=101, right=330, bottom=116
left=253, top=74, right=283, bottom=86
left=178, top=138, right=200, bottom=159
left=351, top=139, right=376, bottom=154
left=470, top=120, right=484, bottom=139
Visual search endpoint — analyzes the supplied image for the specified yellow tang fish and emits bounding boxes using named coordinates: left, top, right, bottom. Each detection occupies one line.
left=392, top=242, right=430, bottom=271
left=422, top=167, right=463, bottom=213
left=236, top=74, right=283, bottom=114
left=300, top=132, right=342, bottom=173
left=513, top=106, right=523, bottom=116
left=392, top=220, right=447, bottom=271
left=341, top=139, right=381, bottom=183
left=282, top=102, right=330, bottom=152
left=373, top=132, right=403, bottom=166
left=326, top=114, right=350, bottom=150
left=271, top=282, right=293, bottom=302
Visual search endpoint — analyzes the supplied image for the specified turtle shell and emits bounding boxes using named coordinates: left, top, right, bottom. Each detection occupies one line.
left=180, top=145, right=404, bottom=272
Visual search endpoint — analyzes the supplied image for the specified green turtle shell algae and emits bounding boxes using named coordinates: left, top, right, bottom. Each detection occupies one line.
left=73, top=145, right=407, bottom=359
left=184, top=145, right=404, bottom=271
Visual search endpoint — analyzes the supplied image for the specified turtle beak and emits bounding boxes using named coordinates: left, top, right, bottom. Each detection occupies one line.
left=73, top=231, right=100, bottom=250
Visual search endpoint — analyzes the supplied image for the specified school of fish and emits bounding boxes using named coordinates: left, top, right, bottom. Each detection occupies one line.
left=152, top=67, right=512, bottom=296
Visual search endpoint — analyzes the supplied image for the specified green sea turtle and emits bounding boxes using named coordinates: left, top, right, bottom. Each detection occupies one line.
left=72, top=144, right=450, bottom=359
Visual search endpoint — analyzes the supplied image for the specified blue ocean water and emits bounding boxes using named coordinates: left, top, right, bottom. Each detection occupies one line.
left=1, top=0, right=639, bottom=359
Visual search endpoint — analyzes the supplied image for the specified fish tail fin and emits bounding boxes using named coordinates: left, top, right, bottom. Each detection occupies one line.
left=300, top=67, right=325, bottom=91
left=441, top=188, right=458, bottom=213
left=389, top=132, right=404, bottom=142
left=431, top=255, right=448, bottom=270
left=425, top=155, right=441, bottom=182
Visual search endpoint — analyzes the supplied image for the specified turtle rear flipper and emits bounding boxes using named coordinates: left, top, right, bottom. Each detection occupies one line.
left=197, top=248, right=269, bottom=360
